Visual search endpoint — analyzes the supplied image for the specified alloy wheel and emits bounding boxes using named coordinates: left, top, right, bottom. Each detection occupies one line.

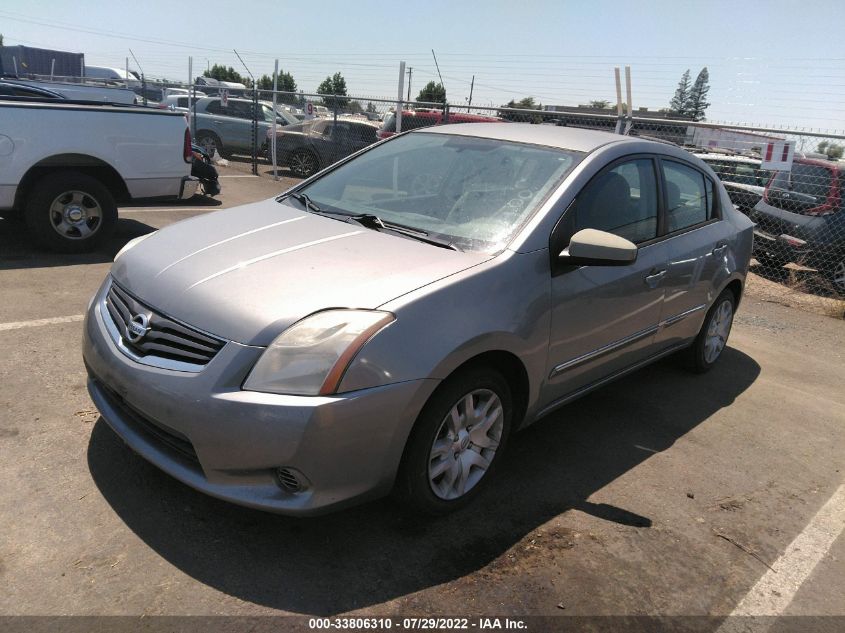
left=428, top=388, right=504, bottom=500
left=704, top=299, right=733, bottom=364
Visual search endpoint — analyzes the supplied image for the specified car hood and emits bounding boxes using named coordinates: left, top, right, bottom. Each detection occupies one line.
left=111, top=199, right=489, bottom=345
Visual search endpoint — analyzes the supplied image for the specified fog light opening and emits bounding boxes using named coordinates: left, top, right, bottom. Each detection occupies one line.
left=276, top=467, right=306, bottom=493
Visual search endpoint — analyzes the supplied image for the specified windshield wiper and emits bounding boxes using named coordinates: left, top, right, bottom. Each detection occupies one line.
left=346, top=214, right=460, bottom=251
left=286, top=192, right=323, bottom=214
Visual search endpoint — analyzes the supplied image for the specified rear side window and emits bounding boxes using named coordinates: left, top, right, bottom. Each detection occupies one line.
left=663, top=160, right=711, bottom=232
left=573, top=159, right=658, bottom=244
left=205, top=101, right=222, bottom=114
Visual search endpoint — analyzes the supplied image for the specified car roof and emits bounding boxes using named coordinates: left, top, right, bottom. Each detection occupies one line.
left=694, top=153, right=762, bottom=165
left=419, top=122, right=642, bottom=153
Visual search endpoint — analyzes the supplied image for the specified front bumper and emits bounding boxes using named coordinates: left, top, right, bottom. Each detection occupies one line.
left=82, top=279, right=438, bottom=515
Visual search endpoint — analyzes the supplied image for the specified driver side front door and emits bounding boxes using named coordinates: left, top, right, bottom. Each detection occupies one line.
left=540, top=156, right=671, bottom=410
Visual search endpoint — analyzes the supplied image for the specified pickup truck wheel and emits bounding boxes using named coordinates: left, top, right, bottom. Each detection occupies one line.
left=289, top=150, right=319, bottom=177
left=25, top=171, right=116, bottom=253
left=196, top=132, right=224, bottom=159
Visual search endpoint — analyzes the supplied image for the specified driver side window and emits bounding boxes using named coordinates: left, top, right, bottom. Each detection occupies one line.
left=573, top=159, right=658, bottom=244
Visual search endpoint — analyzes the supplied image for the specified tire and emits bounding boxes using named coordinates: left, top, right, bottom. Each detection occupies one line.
left=684, top=289, right=736, bottom=373
left=395, top=366, right=513, bottom=515
left=289, top=149, right=319, bottom=178
left=195, top=132, right=224, bottom=159
left=24, top=171, right=117, bottom=253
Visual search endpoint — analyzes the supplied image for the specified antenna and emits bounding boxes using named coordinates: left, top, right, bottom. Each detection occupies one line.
left=431, top=49, right=445, bottom=94
left=128, top=48, right=144, bottom=76
left=233, top=49, right=254, bottom=82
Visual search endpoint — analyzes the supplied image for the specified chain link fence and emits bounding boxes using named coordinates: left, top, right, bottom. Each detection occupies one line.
left=5, top=71, right=843, bottom=300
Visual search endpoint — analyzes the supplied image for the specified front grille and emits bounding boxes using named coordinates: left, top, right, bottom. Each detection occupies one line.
left=105, top=281, right=224, bottom=369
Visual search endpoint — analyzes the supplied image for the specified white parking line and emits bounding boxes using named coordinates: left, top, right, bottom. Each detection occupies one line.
left=120, top=207, right=216, bottom=214
left=219, top=175, right=259, bottom=178
left=723, top=483, right=845, bottom=618
left=0, top=314, right=84, bottom=331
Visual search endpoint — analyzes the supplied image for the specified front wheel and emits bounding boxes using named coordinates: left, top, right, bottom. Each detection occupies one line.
left=685, top=289, right=736, bottom=373
left=24, top=171, right=117, bottom=253
left=395, top=366, right=512, bottom=515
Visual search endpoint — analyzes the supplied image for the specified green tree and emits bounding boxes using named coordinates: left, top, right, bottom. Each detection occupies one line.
left=588, top=99, right=611, bottom=109
left=346, top=100, right=364, bottom=114
left=366, top=101, right=377, bottom=113
left=669, top=69, right=691, bottom=116
left=817, top=141, right=844, bottom=159
left=204, top=64, right=246, bottom=85
left=416, top=81, right=446, bottom=103
left=498, top=97, right=543, bottom=122
left=256, top=70, right=298, bottom=104
left=317, top=72, right=348, bottom=109
left=0, top=34, right=4, bottom=47
left=684, top=67, right=711, bottom=122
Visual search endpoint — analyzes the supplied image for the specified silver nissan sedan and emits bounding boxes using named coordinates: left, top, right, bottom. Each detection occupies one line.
left=83, top=124, right=753, bottom=515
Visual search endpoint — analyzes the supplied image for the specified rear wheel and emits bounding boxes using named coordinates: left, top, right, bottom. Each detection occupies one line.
left=289, top=149, right=319, bottom=177
left=395, top=366, right=512, bottom=515
left=685, top=289, right=736, bottom=373
left=195, top=132, right=224, bottom=159
left=24, top=171, right=116, bottom=253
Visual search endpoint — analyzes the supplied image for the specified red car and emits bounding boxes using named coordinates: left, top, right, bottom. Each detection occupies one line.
left=376, top=109, right=503, bottom=140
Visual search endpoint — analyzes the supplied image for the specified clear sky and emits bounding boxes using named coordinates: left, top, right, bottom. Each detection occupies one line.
left=1, top=0, right=843, bottom=130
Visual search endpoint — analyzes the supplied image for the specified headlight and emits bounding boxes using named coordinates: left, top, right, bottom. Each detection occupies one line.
left=243, top=309, right=395, bottom=396
left=114, top=232, right=155, bottom=261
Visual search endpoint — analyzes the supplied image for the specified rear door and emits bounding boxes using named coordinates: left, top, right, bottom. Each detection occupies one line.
left=652, top=158, right=733, bottom=349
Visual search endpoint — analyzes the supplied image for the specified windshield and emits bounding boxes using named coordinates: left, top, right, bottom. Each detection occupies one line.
left=293, top=132, right=582, bottom=253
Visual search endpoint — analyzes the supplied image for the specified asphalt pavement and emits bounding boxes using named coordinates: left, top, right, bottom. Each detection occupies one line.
left=1, top=167, right=843, bottom=628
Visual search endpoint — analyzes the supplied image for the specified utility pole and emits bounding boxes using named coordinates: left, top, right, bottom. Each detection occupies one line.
left=406, top=66, right=413, bottom=101
left=467, top=75, right=474, bottom=111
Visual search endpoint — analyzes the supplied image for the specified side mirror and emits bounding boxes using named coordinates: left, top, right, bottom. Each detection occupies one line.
left=558, top=228, right=637, bottom=266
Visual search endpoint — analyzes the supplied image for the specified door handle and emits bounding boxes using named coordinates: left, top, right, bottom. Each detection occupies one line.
left=644, top=269, right=667, bottom=288
left=711, top=243, right=728, bottom=256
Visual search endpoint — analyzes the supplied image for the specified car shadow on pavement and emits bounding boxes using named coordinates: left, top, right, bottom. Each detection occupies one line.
left=0, top=217, right=156, bottom=270
left=87, top=347, right=760, bottom=615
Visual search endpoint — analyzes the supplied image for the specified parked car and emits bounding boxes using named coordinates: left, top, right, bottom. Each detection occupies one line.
left=750, top=156, right=845, bottom=292
left=83, top=124, right=752, bottom=516
left=0, top=99, right=196, bottom=252
left=377, top=109, right=504, bottom=139
left=694, top=152, right=774, bottom=214
left=265, top=118, right=380, bottom=177
left=191, top=97, right=296, bottom=157
left=158, top=92, right=207, bottom=111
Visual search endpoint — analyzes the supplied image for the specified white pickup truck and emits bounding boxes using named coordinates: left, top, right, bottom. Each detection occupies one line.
left=0, top=100, right=197, bottom=252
